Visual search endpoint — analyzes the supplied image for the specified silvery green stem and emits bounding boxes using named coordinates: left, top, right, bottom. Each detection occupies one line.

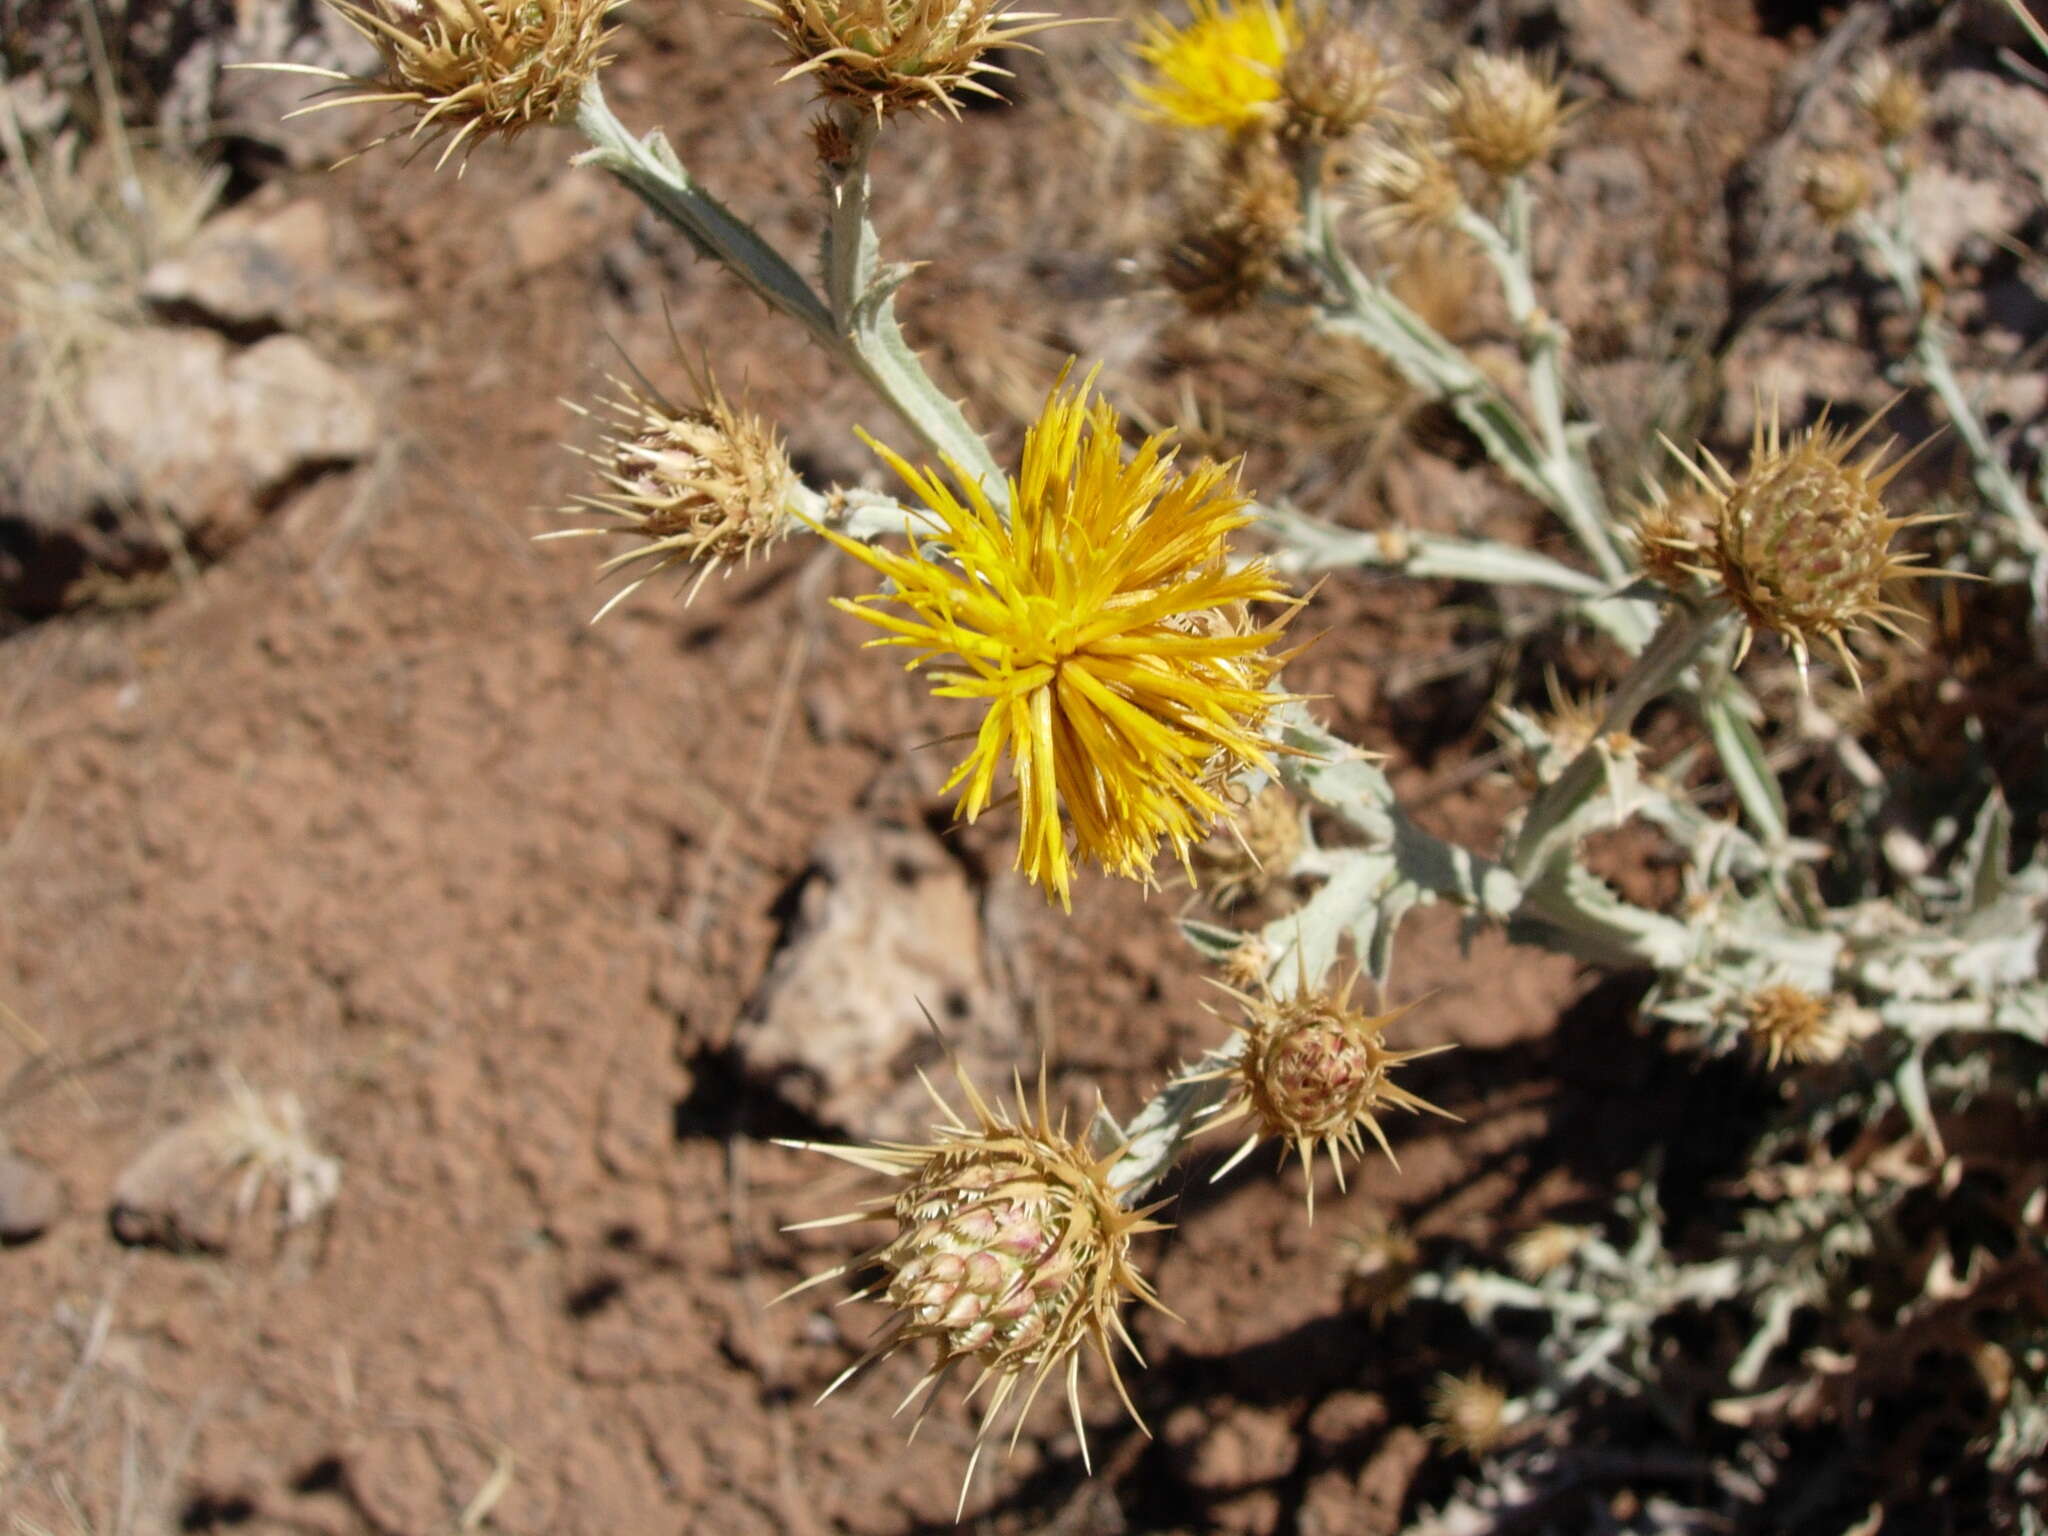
left=1857, top=153, right=2048, bottom=565
left=572, top=81, right=1003, bottom=500
left=1510, top=598, right=1729, bottom=880
left=1457, top=181, right=1632, bottom=589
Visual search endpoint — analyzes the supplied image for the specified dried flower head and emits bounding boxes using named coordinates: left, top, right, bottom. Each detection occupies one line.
left=1429, top=51, right=1571, bottom=179
left=1201, top=964, right=1456, bottom=1217
left=816, top=364, right=1299, bottom=908
left=1742, top=983, right=1848, bottom=1069
left=1507, top=1220, right=1590, bottom=1280
left=1426, top=1368, right=1512, bottom=1456
left=283, top=0, right=622, bottom=166
left=1799, top=150, right=1874, bottom=227
left=779, top=1070, right=1169, bottom=1489
left=1663, top=401, right=1942, bottom=686
left=1191, top=782, right=1304, bottom=908
left=546, top=371, right=796, bottom=621
left=1162, top=131, right=1302, bottom=314
left=754, top=0, right=1063, bottom=117
left=1339, top=1215, right=1420, bottom=1322
left=1355, top=130, right=1464, bottom=237
left=1279, top=22, right=1397, bottom=144
left=1131, top=0, right=1300, bottom=134
left=1493, top=670, right=1631, bottom=790
left=1853, top=57, right=1929, bottom=148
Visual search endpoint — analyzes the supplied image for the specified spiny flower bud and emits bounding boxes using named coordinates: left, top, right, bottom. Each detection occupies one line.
left=1429, top=51, right=1571, bottom=180
left=293, top=0, right=622, bottom=166
left=1200, top=965, right=1456, bottom=1218
left=1742, top=983, right=1847, bottom=1069
left=1426, top=1368, right=1513, bottom=1456
left=1853, top=57, right=1929, bottom=148
left=1279, top=23, right=1397, bottom=145
left=1192, top=782, right=1304, bottom=909
left=1799, top=150, right=1874, bottom=227
left=1339, top=1216, right=1420, bottom=1323
left=548, top=372, right=795, bottom=621
left=1507, top=1220, right=1590, bottom=1280
left=1663, top=400, right=1944, bottom=687
left=1355, top=130, right=1464, bottom=237
left=753, top=0, right=1062, bottom=118
left=779, top=1072, right=1169, bottom=1484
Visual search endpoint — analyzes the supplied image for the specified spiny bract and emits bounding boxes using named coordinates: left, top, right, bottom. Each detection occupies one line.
left=816, top=364, right=1299, bottom=908
left=778, top=1071, right=1169, bottom=1499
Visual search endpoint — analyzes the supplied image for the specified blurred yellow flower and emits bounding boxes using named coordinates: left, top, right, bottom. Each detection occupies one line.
left=818, top=365, right=1297, bottom=907
left=1130, top=0, right=1299, bottom=134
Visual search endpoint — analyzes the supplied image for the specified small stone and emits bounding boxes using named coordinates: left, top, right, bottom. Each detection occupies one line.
left=110, top=1117, right=236, bottom=1253
left=0, top=1152, right=63, bottom=1243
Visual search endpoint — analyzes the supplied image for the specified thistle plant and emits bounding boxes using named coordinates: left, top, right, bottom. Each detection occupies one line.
left=262, top=5, right=2048, bottom=1522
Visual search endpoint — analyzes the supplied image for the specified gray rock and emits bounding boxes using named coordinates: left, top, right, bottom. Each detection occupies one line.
left=142, top=199, right=403, bottom=335
left=0, top=1152, right=62, bottom=1243
left=109, top=1117, right=235, bottom=1253
left=737, top=820, right=1021, bottom=1139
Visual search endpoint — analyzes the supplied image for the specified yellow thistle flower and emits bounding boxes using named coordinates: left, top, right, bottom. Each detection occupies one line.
left=778, top=1070, right=1170, bottom=1496
left=815, top=365, right=1299, bottom=908
left=1662, top=400, right=1945, bottom=688
left=1426, top=1368, right=1513, bottom=1456
left=275, top=0, right=622, bottom=167
left=1199, top=963, right=1457, bottom=1218
left=754, top=0, right=1065, bottom=118
left=544, top=370, right=796, bottom=621
left=1130, top=0, right=1301, bottom=135
left=1742, top=983, right=1848, bottom=1069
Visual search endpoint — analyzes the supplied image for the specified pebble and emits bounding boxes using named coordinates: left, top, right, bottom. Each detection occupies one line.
left=0, top=1151, right=62, bottom=1243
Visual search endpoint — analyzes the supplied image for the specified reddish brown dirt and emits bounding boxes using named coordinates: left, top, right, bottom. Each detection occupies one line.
left=0, top=0, right=1845, bottom=1531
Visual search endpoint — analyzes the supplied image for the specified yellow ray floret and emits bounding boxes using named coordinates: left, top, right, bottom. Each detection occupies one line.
left=817, top=365, right=1299, bottom=907
left=1130, top=0, right=1300, bottom=133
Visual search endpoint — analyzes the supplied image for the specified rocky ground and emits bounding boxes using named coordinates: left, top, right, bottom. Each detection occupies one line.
left=2, top=0, right=2045, bottom=1531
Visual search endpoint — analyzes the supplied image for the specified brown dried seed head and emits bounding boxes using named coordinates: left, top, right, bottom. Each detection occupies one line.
left=1668, top=401, right=1939, bottom=686
left=1742, top=984, right=1848, bottom=1069
left=1426, top=1369, right=1511, bottom=1456
left=1192, top=783, right=1304, bottom=909
left=1339, top=1216, right=1420, bottom=1322
left=779, top=1073, right=1169, bottom=1473
left=1799, top=151, right=1874, bottom=226
left=1203, top=967, right=1457, bottom=1218
left=1280, top=23, right=1397, bottom=144
left=1853, top=57, right=1928, bottom=148
left=1430, top=51, right=1570, bottom=179
left=1162, top=131, right=1302, bottom=314
left=307, top=0, right=622, bottom=166
left=753, top=0, right=1063, bottom=118
left=552, top=375, right=795, bottom=620
left=1629, top=482, right=1717, bottom=594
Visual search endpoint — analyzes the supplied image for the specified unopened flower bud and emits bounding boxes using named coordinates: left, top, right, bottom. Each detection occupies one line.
left=298, top=0, right=622, bottom=165
left=1356, top=131, right=1464, bottom=237
left=1202, top=966, right=1456, bottom=1217
left=1742, top=984, right=1848, bottom=1069
left=1853, top=57, right=1928, bottom=148
left=549, top=373, right=795, bottom=620
left=754, top=0, right=1062, bottom=118
left=1799, top=151, right=1874, bottom=226
left=1666, top=399, right=1942, bottom=685
left=1430, top=51, right=1571, bottom=179
left=780, top=1073, right=1168, bottom=1475
left=1280, top=24, right=1396, bottom=144
left=1192, top=783, right=1304, bottom=909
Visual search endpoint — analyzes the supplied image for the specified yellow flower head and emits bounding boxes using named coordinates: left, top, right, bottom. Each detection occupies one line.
left=818, top=365, right=1298, bottom=907
left=1130, top=0, right=1300, bottom=134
